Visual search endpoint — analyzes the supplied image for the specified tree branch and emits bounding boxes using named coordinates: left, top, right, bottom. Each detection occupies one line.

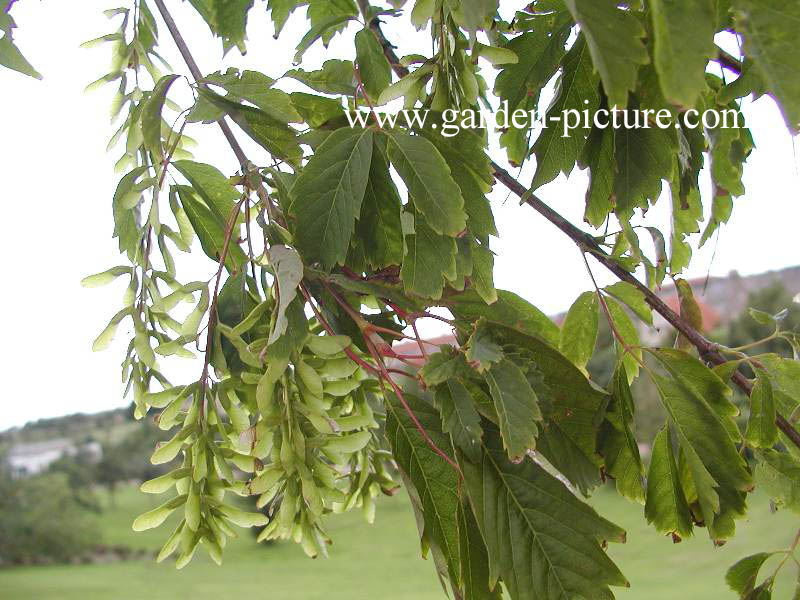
left=360, top=3, right=800, bottom=450
left=152, top=0, right=249, bottom=170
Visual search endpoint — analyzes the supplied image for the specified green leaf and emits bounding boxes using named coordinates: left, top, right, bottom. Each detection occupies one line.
left=493, top=27, right=570, bottom=113
left=285, top=59, right=357, bottom=95
left=614, top=118, right=674, bottom=216
left=559, top=291, right=598, bottom=371
left=142, top=75, right=180, bottom=163
left=213, top=0, right=253, bottom=52
left=0, top=33, right=41, bottom=80
left=445, top=289, right=560, bottom=348
left=417, top=115, right=497, bottom=239
left=726, top=552, right=775, bottom=596
left=564, top=0, right=649, bottom=108
left=355, top=29, right=391, bottom=100
left=465, top=319, right=504, bottom=373
left=460, top=427, right=628, bottom=600
left=733, top=0, right=800, bottom=132
left=435, top=379, right=484, bottom=463
left=267, top=0, right=304, bottom=37
left=745, top=372, right=778, bottom=449
left=754, top=449, right=800, bottom=514
left=531, top=36, right=601, bottom=190
left=645, top=426, right=693, bottom=539
left=289, top=127, right=374, bottom=270
left=650, top=0, right=716, bottom=107
left=385, top=393, right=461, bottom=584
left=400, top=216, right=457, bottom=299
left=207, top=70, right=301, bottom=123
left=648, top=350, right=752, bottom=541
left=484, top=358, right=541, bottom=461
left=294, top=13, right=356, bottom=63
left=290, top=92, right=344, bottom=128
left=601, top=367, right=645, bottom=504
left=387, top=131, right=467, bottom=237
left=268, top=245, right=304, bottom=344
left=603, top=282, right=653, bottom=325
left=420, top=346, right=471, bottom=387
left=458, top=499, right=501, bottom=600
left=604, top=296, right=643, bottom=382
left=356, top=140, right=404, bottom=269
left=173, top=160, right=240, bottom=226
left=201, top=90, right=303, bottom=164
left=176, top=186, right=247, bottom=272
left=580, top=126, right=615, bottom=227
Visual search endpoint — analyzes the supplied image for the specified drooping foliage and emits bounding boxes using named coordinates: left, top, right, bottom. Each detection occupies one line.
left=5, top=0, right=800, bottom=597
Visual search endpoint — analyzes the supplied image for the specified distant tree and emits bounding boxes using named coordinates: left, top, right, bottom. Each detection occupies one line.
left=0, top=467, right=99, bottom=564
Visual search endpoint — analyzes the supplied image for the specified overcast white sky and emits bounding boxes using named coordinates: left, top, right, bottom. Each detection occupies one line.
left=1, top=1, right=797, bottom=429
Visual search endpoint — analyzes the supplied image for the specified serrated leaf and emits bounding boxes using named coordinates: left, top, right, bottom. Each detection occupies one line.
left=650, top=0, right=716, bottom=107
left=200, top=90, right=303, bottom=164
left=386, top=393, right=461, bottom=584
left=603, top=282, right=653, bottom=325
left=267, top=0, right=304, bottom=37
left=604, top=296, right=643, bottom=382
left=355, top=28, right=391, bottom=100
left=493, top=26, right=570, bottom=113
left=445, top=289, right=560, bottom=348
left=726, top=552, right=775, bottom=596
left=531, top=36, right=601, bottom=190
left=458, top=499, right=501, bottom=600
left=177, top=186, right=246, bottom=272
left=601, top=367, right=645, bottom=504
left=484, top=358, right=541, bottom=461
left=648, top=350, right=752, bottom=541
left=754, top=449, right=800, bottom=514
left=294, top=13, right=356, bottom=63
left=745, top=372, right=778, bottom=449
left=645, top=426, right=693, bottom=538
left=173, top=160, right=240, bottom=226
left=733, top=0, right=800, bottom=132
left=435, top=379, right=484, bottom=463
left=614, top=118, right=674, bottom=216
left=465, top=319, right=504, bottom=373
left=289, top=127, right=374, bottom=270
left=460, top=427, right=628, bottom=600
left=419, top=346, right=470, bottom=387
left=559, top=291, right=598, bottom=371
left=580, top=119, right=615, bottom=228
left=564, top=0, right=649, bottom=108
left=285, top=59, right=357, bottom=96
left=387, top=131, right=467, bottom=237
left=0, top=33, right=41, bottom=79
left=356, top=140, right=404, bottom=269
left=400, top=216, right=457, bottom=299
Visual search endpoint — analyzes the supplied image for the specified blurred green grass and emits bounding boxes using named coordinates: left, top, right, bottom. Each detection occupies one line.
left=0, top=483, right=797, bottom=599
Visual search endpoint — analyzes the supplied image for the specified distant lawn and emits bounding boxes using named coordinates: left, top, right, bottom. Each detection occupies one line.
left=1, top=483, right=797, bottom=599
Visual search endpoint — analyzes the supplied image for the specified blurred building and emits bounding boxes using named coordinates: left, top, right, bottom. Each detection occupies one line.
left=6, top=439, right=102, bottom=477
